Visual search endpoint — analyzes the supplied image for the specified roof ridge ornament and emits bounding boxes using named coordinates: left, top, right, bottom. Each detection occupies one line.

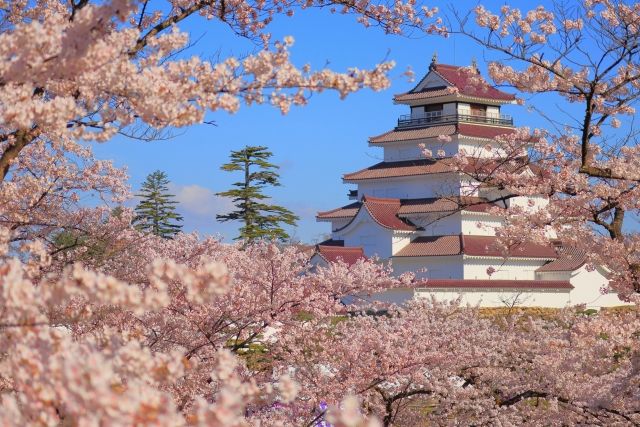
left=471, top=57, right=479, bottom=74
left=429, top=52, right=437, bottom=70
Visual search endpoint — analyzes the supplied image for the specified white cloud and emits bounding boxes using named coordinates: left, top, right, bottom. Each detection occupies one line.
left=168, top=183, right=234, bottom=218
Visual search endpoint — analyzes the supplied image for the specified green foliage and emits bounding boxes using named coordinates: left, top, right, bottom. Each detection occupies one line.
left=51, top=207, right=124, bottom=265
left=578, top=308, right=599, bottom=316
left=133, top=170, right=183, bottom=239
left=216, top=146, right=298, bottom=242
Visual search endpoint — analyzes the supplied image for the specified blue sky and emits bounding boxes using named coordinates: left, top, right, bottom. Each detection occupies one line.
left=90, top=1, right=568, bottom=243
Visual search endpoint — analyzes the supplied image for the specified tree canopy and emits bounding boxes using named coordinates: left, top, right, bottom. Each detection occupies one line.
left=134, top=170, right=183, bottom=239
left=0, top=1, right=639, bottom=425
left=216, top=146, right=298, bottom=241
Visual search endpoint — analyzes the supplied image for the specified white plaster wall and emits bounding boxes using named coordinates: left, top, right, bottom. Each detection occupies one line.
left=384, top=145, right=425, bottom=161
left=392, top=256, right=464, bottom=280
left=408, top=212, right=462, bottom=235
left=460, top=178, right=481, bottom=196
left=383, top=137, right=460, bottom=161
left=486, top=105, right=500, bottom=118
left=535, top=271, right=569, bottom=281
left=357, top=174, right=462, bottom=199
left=391, top=232, right=414, bottom=254
left=414, top=288, right=572, bottom=308
left=457, top=103, right=471, bottom=115
left=508, top=195, right=549, bottom=211
left=566, top=266, right=633, bottom=308
left=323, top=218, right=351, bottom=232
left=459, top=140, right=509, bottom=159
left=461, top=214, right=503, bottom=236
left=463, top=258, right=547, bottom=280
left=333, top=215, right=393, bottom=259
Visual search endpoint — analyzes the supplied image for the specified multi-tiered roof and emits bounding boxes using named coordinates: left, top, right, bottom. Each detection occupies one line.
left=314, top=57, right=580, bottom=277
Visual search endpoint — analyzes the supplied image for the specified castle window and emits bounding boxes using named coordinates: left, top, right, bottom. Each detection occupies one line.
left=470, top=103, right=486, bottom=116
left=424, top=104, right=443, bottom=113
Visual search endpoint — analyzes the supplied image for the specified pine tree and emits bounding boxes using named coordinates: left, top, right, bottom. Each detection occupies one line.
left=133, top=170, right=183, bottom=238
left=216, top=146, right=298, bottom=242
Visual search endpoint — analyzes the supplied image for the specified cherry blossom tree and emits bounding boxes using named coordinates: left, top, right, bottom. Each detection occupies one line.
left=1, top=1, right=640, bottom=426
left=447, top=0, right=640, bottom=300
left=0, top=0, right=443, bottom=255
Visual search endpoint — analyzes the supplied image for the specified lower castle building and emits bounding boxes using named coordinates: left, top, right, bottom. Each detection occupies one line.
left=312, top=59, right=624, bottom=309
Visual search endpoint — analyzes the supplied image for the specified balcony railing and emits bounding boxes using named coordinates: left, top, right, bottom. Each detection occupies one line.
left=397, top=112, right=513, bottom=129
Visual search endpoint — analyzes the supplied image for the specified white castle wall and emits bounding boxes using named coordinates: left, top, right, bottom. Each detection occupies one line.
left=458, top=103, right=471, bottom=116
left=461, top=213, right=502, bottom=236
left=414, top=288, right=572, bottom=308
left=323, top=218, right=351, bottom=232
left=333, top=215, right=394, bottom=259
left=356, top=174, right=461, bottom=199
left=392, top=256, right=464, bottom=280
left=381, top=135, right=511, bottom=162
left=541, top=266, right=631, bottom=308
left=408, top=212, right=462, bottom=235
left=391, top=232, right=413, bottom=254
left=411, top=264, right=632, bottom=309
left=463, top=257, right=546, bottom=280
left=383, top=145, right=425, bottom=161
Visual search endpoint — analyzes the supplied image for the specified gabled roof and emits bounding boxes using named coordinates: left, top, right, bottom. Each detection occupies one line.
left=536, top=246, right=587, bottom=272
left=359, top=196, right=416, bottom=231
left=316, top=202, right=362, bottom=220
left=334, top=196, right=416, bottom=232
left=343, top=158, right=455, bottom=181
left=416, top=279, right=573, bottom=290
left=395, top=234, right=557, bottom=259
left=394, top=63, right=515, bottom=104
left=315, top=244, right=366, bottom=266
left=369, top=123, right=515, bottom=144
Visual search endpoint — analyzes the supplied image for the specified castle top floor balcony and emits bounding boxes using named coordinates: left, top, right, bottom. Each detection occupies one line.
left=397, top=111, right=513, bottom=129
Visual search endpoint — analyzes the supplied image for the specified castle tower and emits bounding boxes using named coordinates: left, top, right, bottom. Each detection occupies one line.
left=313, top=59, right=624, bottom=308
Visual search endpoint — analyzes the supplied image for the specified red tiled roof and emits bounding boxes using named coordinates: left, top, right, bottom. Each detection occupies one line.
left=369, top=123, right=514, bottom=144
left=369, top=125, right=456, bottom=143
left=317, top=202, right=362, bottom=220
left=317, top=197, right=496, bottom=223
left=463, top=235, right=557, bottom=258
left=343, top=159, right=455, bottom=181
left=536, top=246, right=587, bottom=272
left=334, top=196, right=416, bottom=231
left=395, top=235, right=557, bottom=259
left=394, top=87, right=454, bottom=102
left=343, top=157, right=541, bottom=182
left=415, top=279, right=573, bottom=290
left=360, top=196, right=416, bottom=231
left=457, top=124, right=515, bottom=139
left=394, top=64, right=515, bottom=103
left=315, top=244, right=366, bottom=266
left=396, top=235, right=462, bottom=257
left=435, top=64, right=515, bottom=100
left=397, top=196, right=494, bottom=215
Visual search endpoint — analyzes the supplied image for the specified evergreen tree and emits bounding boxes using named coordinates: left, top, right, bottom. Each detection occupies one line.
left=216, top=146, right=298, bottom=242
left=133, top=170, right=183, bottom=238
